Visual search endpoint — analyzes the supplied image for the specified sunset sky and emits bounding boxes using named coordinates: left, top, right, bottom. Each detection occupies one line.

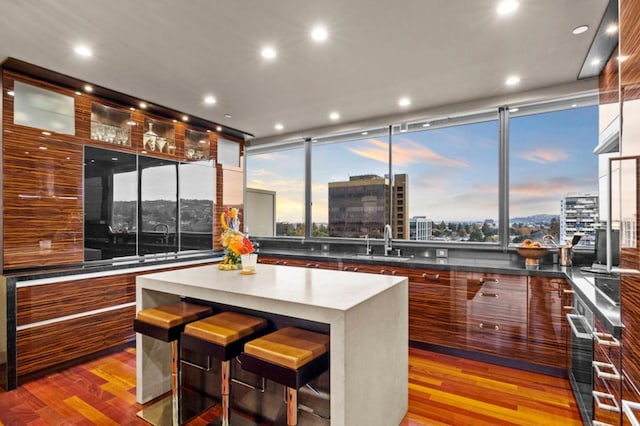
left=247, top=106, right=599, bottom=224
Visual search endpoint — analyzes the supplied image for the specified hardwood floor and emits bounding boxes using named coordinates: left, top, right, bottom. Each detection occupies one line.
left=0, top=347, right=582, bottom=425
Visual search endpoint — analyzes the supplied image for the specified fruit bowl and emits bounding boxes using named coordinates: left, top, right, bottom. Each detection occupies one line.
left=516, top=246, right=550, bottom=269
left=515, top=247, right=550, bottom=259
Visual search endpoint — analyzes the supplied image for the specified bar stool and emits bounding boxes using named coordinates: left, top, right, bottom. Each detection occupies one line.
left=181, top=311, right=268, bottom=425
left=240, top=327, right=330, bottom=426
left=134, top=301, right=213, bottom=425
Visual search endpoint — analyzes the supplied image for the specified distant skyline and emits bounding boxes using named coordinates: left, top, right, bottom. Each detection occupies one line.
left=247, top=105, right=599, bottom=224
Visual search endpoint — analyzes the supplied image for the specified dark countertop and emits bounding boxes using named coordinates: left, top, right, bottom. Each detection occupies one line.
left=257, top=247, right=621, bottom=331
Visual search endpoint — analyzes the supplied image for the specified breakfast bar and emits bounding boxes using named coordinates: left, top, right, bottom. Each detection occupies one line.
left=136, top=263, right=408, bottom=426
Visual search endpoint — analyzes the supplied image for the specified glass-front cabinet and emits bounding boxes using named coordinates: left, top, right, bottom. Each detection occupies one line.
left=184, top=129, right=211, bottom=161
left=142, top=117, right=175, bottom=156
left=90, top=103, right=132, bottom=147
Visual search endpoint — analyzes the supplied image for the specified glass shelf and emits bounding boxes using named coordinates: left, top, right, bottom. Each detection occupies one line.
left=184, top=129, right=210, bottom=161
left=91, top=103, right=132, bottom=147
left=142, top=118, right=175, bottom=155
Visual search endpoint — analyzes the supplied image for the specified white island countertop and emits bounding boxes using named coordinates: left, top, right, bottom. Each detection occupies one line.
left=136, top=263, right=408, bottom=426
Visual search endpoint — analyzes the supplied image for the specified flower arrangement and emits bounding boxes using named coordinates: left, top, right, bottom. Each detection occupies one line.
left=219, top=207, right=254, bottom=270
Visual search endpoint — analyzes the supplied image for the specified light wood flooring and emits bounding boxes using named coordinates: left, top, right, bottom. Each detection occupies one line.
left=0, top=347, right=582, bottom=425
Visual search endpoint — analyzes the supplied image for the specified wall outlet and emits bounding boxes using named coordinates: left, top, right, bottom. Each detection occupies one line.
left=321, top=244, right=330, bottom=251
left=436, top=249, right=448, bottom=258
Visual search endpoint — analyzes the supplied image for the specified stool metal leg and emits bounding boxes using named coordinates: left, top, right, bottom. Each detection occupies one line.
left=221, top=360, right=231, bottom=425
left=171, top=340, right=179, bottom=426
left=286, top=387, right=298, bottom=426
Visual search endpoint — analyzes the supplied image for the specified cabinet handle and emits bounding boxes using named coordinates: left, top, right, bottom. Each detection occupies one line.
left=305, top=263, right=319, bottom=268
left=468, top=278, right=484, bottom=285
left=593, top=332, right=621, bottom=347
left=379, top=269, right=396, bottom=275
left=479, top=322, right=499, bottom=331
left=562, top=305, right=574, bottom=311
left=422, top=272, right=440, bottom=281
left=593, top=361, right=621, bottom=381
left=275, top=261, right=288, bottom=266
left=622, top=400, right=640, bottom=426
left=484, top=278, right=499, bottom=284
left=563, top=289, right=575, bottom=294
left=479, top=292, right=499, bottom=298
left=593, top=391, right=620, bottom=412
left=343, top=267, right=358, bottom=272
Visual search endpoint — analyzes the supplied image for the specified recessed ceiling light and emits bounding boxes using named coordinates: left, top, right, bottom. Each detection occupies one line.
left=141, top=150, right=148, bottom=154
left=74, top=45, right=93, bottom=57
left=275, top=123, right=284, bottom=130
left=41, top=131, right=51, bottom=136
left=39, top=146, right=48, bottom=150
left=422, top=123, right=431, bottom=127
left=204, top=95, right=216, bottom=105
left=127, top=121, right=136, bottom=126
left=224, top=114, right=232, bottom=118
left=139, top=102, right=147, bottom=109
left=361, top=131, right=369, bottom=136
left=398, top=97, right=411, bottom=107
left=572, top=25, right=589, bottom=35
left=129, top=107, right=135, bottom=111
left=182, top=115, right=189, bottom=122
left=571, top=104, right=578, bottom=108
left=496, top=0, right=519, bottom=16
left=329, top=111, right=340, bottom=120
left=261, top=46, right=277, bottom=60
left=311, top=25, right=328, bottom=42
left=505, top=75, right=521, bottom=86
left=216, top=126, right=222, bottom=132
left=510, top=107, right=519, bottom=112
left=172, top=119, right=177, bottom=123
left=7, top=90, right=14, bottom=96
left=591, top=58, right=602, bottom=66
left=606, top=23, right=618, bottom=34
left=75, top=91, right=81, bottom=95
left=84, top=84, right=93, bottom=92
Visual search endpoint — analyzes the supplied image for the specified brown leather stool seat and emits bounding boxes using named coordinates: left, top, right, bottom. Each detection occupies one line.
left=240, top=327, right=330, bottom=426
left=181, top=312, right=268, bottom=425
left=133, top=301, right=213, bottom=425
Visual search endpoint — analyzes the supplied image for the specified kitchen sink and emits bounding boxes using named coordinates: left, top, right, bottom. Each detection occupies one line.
left=352, top=254, right=411, bottom=262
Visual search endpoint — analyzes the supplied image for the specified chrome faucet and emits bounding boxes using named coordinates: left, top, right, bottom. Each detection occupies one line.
left=365, top=234, right=372, bottom=255
left=383, top=224, right=393, bottom=256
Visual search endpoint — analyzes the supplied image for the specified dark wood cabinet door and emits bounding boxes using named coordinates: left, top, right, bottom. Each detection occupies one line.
left=527, top=277, right=571, bottom=369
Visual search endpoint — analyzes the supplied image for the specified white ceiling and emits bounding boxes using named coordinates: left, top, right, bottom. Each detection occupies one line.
left=0, top=0, right=608, bottom=140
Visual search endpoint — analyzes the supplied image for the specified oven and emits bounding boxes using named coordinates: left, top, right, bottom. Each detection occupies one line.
left=567, top=294, right=594, bottom=422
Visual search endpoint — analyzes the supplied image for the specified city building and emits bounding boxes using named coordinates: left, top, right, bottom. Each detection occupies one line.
left=328, top=174, right=408, bottom=238
left=560, top=193, right=599, bottom=245
left=409, top=216, right=432, bottom=241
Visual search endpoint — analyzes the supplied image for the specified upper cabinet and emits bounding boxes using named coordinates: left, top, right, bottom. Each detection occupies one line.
left=90, top=103, right=132, bottom=147
left=184, top=128, right=211, bottom=161
left=142, top=117, right=176, bottom=156
left=13, top=81, right=75, bottom=135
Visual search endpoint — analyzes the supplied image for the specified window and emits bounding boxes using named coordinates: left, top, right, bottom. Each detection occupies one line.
left=179, top=161, right=215, bottom=250
left=509, top=105, right=599, bottom=246
left=394, top=116, right=499, bottom=242
left=246, top=144, right=305, bottom=236
left=312, top=129, right=389, bottom=238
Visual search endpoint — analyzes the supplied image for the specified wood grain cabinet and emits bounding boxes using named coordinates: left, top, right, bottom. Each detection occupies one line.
left=527, top=276, right=572, bottom=369
left=453, top=272, right=528, bottom=358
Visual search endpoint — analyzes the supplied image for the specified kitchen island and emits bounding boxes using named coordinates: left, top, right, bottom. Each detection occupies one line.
left=136, top=263, right=408, bottom=426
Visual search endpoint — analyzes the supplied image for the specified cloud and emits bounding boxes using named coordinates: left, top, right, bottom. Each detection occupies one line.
left=516, top=148, right=568, bottom=164
left=347, top=137, right=469, bottom=168
left=510, top=176, right=577, bottom=197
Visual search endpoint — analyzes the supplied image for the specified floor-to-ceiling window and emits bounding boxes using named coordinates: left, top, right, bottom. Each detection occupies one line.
left=509, top=104, right=599, bottom=246
left=311, top=128, right=389, bottom=238
left=393, top=113, right=499, bottom=243
left=246, top=143, right=305, bottom=236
